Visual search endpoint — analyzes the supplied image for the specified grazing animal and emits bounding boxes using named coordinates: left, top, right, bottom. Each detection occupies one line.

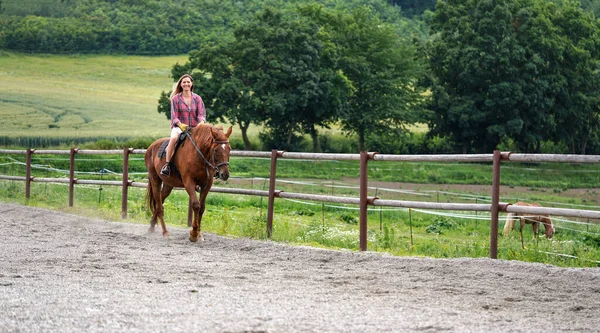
left=503, top=201, right=554, bottom=249
left=145, top=124, right=232, bottom=242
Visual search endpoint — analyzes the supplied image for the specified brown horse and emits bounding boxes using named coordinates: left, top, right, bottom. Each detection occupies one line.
left=503, top=201, right=555, bottom=248
left=145, top=124, right=232, bottom=242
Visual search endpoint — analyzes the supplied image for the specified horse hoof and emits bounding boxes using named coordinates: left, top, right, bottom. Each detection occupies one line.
left=189, top=230, right=198, bottom=242
left=148, top=227, right=155, bottom=234
left=162, top=231, right=170, bottom=237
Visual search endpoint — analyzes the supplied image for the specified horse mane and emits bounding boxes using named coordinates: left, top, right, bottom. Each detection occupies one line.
left=191, top=124, right=215, bottom=145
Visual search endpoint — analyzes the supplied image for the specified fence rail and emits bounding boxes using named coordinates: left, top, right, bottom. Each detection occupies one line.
left=1, top=148, right=600, bottom=259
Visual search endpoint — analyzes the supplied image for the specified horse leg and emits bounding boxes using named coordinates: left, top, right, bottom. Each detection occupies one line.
left=188, top=186, right=211, bottom=242
left=543, top=217, right=554, bottom=239
left=519, top=218, right=525, bottom=249
left=196, top=188, right=211, bottom=241
left=532, top=221, right=540, bottom=246
left=184, top=183, right=202, bottom=242
left=157, top=184, right=174, bottom=236
left=147, top=177, right=162, bottom=233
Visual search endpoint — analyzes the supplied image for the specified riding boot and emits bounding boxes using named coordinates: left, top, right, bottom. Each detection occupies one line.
left=160, top=162, right=171, bottom=176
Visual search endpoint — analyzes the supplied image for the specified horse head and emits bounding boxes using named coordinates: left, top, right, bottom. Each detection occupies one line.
left=542, top=216, right=555, bottom=239
left=209, top=125, right=232, bottom=181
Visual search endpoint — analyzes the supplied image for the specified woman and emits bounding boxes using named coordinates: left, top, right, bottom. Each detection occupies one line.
left=160, top=74, right=206, bottom=176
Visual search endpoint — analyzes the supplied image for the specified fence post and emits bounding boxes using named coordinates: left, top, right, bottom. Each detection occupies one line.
left=25, top=149, right=33, bottom=200
left=69, top=148, right=78, bottom=207
left=121, top=147, right=131, bottom=219
left=359, top=151, right=369, bottom=251
left=266, top=149, right=280, bottom=238
left=490, top=150, right=501, bottom=259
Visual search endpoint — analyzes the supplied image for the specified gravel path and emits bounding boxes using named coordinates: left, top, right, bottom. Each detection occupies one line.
left=1, top=202, right=599, bottom=333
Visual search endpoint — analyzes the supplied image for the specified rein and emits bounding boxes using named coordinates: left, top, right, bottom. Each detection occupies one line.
left=184, top=130, right=230, bottom=179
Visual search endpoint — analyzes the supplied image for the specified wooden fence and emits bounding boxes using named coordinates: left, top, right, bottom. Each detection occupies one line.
left=1, top=148, right=600, bottom=258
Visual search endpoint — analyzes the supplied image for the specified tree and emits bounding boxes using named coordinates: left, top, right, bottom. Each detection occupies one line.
left=158, top=7, right=351, bottom=152
left=233, top=7, right=351, bottom=151
left=188, top=41, right=263, bottom=151
left=307, top=5, right=426, bottom=151
left=427, top=0, right=600, bottom=153
left=544, top=0, right=600, bottom=153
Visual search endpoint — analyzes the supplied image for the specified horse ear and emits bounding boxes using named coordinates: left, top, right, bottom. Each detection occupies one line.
left=226, top=126, right=232, bottom=138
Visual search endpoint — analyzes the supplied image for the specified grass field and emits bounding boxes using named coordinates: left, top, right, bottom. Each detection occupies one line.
left=0, top=51, right=190, bottom=139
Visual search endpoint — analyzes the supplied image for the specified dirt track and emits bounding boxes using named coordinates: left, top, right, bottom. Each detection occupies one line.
left=1, top=202, right=599, bottom=333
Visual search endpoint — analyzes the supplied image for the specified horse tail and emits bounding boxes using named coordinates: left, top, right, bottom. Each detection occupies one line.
left=146, top=181, right=157, bottom=216
left=503, top=213, right=516, bottom=237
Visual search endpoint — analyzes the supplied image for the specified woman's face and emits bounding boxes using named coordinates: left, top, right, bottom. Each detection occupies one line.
left=181, top=77, right=193, bottom=92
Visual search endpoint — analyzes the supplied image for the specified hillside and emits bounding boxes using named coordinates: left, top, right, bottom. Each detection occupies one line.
left=0, top=0, right=427, bottom=55
left=0, top=52, right=187, bottom=141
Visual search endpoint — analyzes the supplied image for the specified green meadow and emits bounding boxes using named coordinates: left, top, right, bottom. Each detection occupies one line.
left=0, top=51, right=187, bottom=139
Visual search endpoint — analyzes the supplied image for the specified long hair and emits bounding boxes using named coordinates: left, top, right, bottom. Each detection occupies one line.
left=169, top=74, right=194, bottom=100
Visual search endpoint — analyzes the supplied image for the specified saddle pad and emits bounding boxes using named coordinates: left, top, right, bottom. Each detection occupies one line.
left=157, top=132, right=187, bottom=159
left=157, top=140, right=169, bottom=159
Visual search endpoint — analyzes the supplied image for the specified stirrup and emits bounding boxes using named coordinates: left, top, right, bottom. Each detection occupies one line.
left=160, top=163, right=171, bottom=176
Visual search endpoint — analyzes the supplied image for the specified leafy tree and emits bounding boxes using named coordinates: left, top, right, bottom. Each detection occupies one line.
left=387, top=0, right=437, bottom=16
left=427, top=0, right=600, bottom=153
left=236, top=7, right=349, bottom=151
left=306, top=5, right=426, bottom=151
left=158, top=7, right=351, bottom=151
left=545, top=0, right=600, bottom=153
left=572, top=0, right=600, bottom=18
left=0, top=0, right=423, bottom=55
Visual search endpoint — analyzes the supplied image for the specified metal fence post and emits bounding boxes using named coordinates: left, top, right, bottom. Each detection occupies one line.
left=69, top=148, right=77, bottom=207
left=490, top=150, right=501, bottom=259
left=25, top=148, right=33, bottom=200
left=121, top=147, right=131, bottom=219
left=359, top=151, right=368, bottom=251
left=266, top=149, right=280, bottom=238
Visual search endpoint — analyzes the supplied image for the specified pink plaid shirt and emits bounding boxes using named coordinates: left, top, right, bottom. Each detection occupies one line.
left=170, top=93, right=206, bottom=128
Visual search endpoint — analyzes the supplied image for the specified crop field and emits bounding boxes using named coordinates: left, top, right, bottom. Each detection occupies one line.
left=1, top=51, right=187, bottom=139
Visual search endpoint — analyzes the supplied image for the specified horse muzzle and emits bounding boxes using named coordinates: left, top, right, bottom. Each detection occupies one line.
left=215, top=166, right=230, bottom=181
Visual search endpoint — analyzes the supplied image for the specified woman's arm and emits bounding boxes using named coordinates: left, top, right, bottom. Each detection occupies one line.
left=196, top=95, right=206, bottom=123
left=170, top=96, right=182, bottom=127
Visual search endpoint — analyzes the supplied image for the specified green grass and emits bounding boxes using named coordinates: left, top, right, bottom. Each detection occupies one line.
left=0, top=51, right=184, bottom=138
left=0, top=51, right=258, bottom=148
left=0, top=51, right=262, bottom=143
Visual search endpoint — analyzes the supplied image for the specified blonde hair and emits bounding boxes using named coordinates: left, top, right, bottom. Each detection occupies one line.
left=169, top=74, right=194, bottom=100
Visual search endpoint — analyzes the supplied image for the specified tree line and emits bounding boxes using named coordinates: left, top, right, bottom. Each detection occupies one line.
left=2, top=0, right=599, bottom=154
left=157, top=0, right=599, bottom=154
left=0, top=0, right=424, bottom=54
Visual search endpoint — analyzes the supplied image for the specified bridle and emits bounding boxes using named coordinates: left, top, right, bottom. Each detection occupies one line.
left=184, top=130, right=230, bottom=180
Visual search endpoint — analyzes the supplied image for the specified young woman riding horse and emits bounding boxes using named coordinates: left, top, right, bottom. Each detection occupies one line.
left=161, top=74, right=206, bottom=176
left=145, top=124, right=232, bottom=242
